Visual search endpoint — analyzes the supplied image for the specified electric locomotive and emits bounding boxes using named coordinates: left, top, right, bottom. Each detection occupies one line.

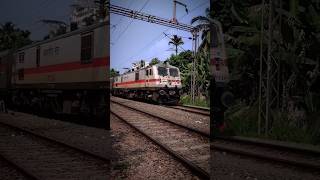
left=111, top=61, right=182, bottom=104
left=0, top=22, right=109, bottom=126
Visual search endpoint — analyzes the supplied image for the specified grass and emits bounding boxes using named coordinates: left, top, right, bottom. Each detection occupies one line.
left=224, top=102, right=320, bottom=146
left=180, top=95, right=320, bottom=146
left=180, top=95, right=209, bottom=108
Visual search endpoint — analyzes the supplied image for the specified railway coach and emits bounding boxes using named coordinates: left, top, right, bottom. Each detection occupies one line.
left=0, top=22, right=109, bottom=124
left=111, top=62, right=182, bottom=104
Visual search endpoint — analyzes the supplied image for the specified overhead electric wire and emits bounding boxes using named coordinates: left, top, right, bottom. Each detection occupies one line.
left=113, top=0, right=208, bottom=64
left=111, top=0, right=135, bottom=34
left=112, top=0, right=150, bottom=45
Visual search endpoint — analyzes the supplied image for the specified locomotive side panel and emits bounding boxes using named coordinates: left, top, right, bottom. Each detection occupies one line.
left=13, top=23, right=109, bottom=89
left=8, top=22, right=109, bottom=127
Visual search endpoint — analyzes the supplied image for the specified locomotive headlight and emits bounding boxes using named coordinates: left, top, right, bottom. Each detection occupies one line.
left=159, top=90, right=166, bottom=95
left=169, top=90, right=176, bottom=95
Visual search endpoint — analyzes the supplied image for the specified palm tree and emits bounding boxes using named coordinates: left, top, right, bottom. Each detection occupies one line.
left=168, top=35, right=184, bottom=55
left=190, top=8, right=211, bottom=52
left=110, top=68, right=119, bottom=78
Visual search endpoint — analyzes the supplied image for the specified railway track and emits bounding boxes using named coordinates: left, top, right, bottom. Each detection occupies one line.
left=212, top=136, right=320, bottom=172
left=0, top=121, right=110, bottom=180
left=110, top=100, right=210, bottom=179
left=166, top=105, right=210, bottom=116
left=112, top=97, right=320, bottom=175
left=111, top=97, right=210, bottom=136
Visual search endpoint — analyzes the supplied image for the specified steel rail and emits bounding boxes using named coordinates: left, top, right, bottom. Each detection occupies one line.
left=112, top=98, right=320, bottom=172
left=110, top=110, right=209, bottom=179
left=0, top=153, right=40, bottom=180
left=211, top=142, right=320, bottom=172
left=0, top=121, right=110, bottom=163
left=166, top=105, right=210, bottom=116
left=111, top=99, right=210, bottom=137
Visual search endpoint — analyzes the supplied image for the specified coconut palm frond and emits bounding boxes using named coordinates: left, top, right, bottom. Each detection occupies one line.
left=191, top=16, right=209, bottom=25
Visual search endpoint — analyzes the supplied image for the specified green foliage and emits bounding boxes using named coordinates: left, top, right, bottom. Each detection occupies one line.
left=225, top=104, right=320, bottom=145
left=0, top=22, right=32, bottom=51
left=110, top=68, right=119, bottom=78
left=168, top=35, right=184, bottom=55
left=167, top=51, right=195, bottom=92
left=225, top=103, right=259, bottom=137
left=149, top=58, right=160, bottom=65
left=94, top=0, right=108, bottom=20
left=180, top=95, right=209, bottom=108
left=212, top=0, right=320, bottom=145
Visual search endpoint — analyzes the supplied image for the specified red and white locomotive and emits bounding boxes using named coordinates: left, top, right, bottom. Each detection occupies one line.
left=0, top=22, right=109, bottom=125
left=111, top=61, right=182, bottom=104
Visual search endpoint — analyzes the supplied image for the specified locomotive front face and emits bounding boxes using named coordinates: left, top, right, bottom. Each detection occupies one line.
left=156, top=66, right=182, bottom=89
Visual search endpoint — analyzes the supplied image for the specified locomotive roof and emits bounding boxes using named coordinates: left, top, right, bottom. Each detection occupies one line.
left=119, top=62, right=179, bottom=76
left=16, top=21, right=108, bottom=52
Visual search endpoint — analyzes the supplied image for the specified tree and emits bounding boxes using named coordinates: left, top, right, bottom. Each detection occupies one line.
left=206, top=0, right=320, bottom=141
left=110, top=68, right=119, bottom=78
left=168, top=35, right=184, bottom=55
left=149, top=58, right=160, bottom=65
left=0, top=22, right=32, bottom=51
left=167, top=51, right=194, bottom=92
left=191, top=8, right=210, bottom=52
left=83, top=15, right=95, bottom=26
left=94, top=0, right=108, bottom=21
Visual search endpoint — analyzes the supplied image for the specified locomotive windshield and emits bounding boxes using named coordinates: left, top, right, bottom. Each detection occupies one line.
left=158, top=67, right=168, bottom=76
left=169, top=68, right=179, bottom=77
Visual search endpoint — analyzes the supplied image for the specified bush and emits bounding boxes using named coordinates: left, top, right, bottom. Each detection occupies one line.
left=180, top=95, right=209, bottom=108
left=225, top=102, right=320, bottom=146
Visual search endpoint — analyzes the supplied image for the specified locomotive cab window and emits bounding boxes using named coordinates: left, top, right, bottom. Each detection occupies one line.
left=81, top=33, right=93, bottom=63
left=169, top=68, right=179, bottom=77
left=158, top=67, right=168, bottom=76
left=135, top=72, right=139, bottom=81
left=146, top=69, right=149, bottom=76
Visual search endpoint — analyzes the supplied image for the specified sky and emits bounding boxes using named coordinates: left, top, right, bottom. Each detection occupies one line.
left=0, top=0, right=75, bottom=40
left=0, top=0, right=210, bottom=73
left=111, top=0, right=209, bottom=73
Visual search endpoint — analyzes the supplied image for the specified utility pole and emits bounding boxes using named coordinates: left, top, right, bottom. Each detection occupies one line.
left=258, top=0, right=281, bottom=136
left=191, top=31, right=199, bottom=103
left=171, top=0, right=188, bottom=24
